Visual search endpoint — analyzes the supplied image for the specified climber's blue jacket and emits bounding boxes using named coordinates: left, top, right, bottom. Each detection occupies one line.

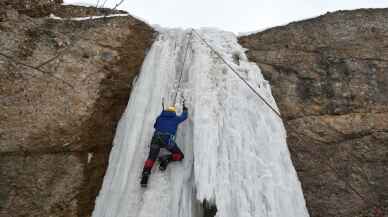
left=153, top=110, right=188, bottom=136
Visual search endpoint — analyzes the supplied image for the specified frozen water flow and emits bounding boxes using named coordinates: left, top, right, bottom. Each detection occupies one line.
left=92, top=28, right=309, bottom=217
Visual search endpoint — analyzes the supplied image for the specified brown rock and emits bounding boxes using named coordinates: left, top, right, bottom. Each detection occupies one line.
left=0, top=7, right=155, bottom=217
left=51, top=5, right=128, bottom=18
left=239, top=9, right=388, bottom=217
left=0, top=153, right=84, bottom=217
left=0, top=0, right=126, bottom=18
left=2, top=0, right=63, bottom=17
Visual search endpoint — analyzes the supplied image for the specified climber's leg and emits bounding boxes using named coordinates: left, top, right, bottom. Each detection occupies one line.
left=159, top=140, right=184, bottom=171
left=141, top=136, right=162, bottom=187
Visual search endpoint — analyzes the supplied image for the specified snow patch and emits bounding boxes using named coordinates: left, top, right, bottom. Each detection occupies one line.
left=88, top=153, right=93, bottom=164
left=48, top=13, right=130, bottom=21
left=62, top=0, right=153, bottom=27
left=62, top=0, right=96, bottom=7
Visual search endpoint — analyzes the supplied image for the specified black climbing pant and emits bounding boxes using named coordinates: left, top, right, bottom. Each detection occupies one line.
left=143, top=132, right=184, bottom=171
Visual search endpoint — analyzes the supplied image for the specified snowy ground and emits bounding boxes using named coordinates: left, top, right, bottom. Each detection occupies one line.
left=92, top=28, right=309, bottom=217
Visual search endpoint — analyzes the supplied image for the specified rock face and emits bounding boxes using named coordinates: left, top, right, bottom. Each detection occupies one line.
left=0, top=2, right=155, bottom=217
left=1, top=0, right=63, bottom=17
left=239, top=9, right=388, bottom=217
left=0, top=0, right=126, bottom=18
left=51, top=5, right=128, bottom=18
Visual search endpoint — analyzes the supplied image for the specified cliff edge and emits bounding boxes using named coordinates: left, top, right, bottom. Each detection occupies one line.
left=239, top=8, right=388, bottom=217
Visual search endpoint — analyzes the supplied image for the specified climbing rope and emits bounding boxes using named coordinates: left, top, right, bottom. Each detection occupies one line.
left=191, top=29, right=385, bottom=214
left=191, top=29, right=282, bottom=119
left=172, top=30, right=194, bottom=105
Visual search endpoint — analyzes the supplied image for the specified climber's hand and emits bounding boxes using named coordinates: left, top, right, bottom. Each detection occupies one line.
left=182, top=100, right=188, bottom=112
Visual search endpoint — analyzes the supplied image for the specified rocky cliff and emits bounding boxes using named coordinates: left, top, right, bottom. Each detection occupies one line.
left=0, top=1, right=155, bottom=217
left=239, top=8, right=388, bottom=217
left=2, top=2, right=387, bottom=217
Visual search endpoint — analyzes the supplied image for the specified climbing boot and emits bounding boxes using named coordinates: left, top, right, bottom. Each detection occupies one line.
left=140, top=169, right=151, bottom=188
left=158, top=155, right=172, bottom=171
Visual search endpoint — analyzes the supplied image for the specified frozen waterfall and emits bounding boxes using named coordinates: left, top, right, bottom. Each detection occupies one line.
left=91, top=28, right=310, bottom=217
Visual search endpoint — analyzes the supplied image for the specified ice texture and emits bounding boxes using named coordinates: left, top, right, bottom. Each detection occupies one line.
left=92, top=28, right=310, bottom=217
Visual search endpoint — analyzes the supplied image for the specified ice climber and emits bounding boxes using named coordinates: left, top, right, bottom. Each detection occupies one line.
left=140, top=102, right=188, bottom=187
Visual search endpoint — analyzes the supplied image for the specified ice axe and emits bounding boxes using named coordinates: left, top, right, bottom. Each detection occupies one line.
left=182, top=96, right=187, bottom=111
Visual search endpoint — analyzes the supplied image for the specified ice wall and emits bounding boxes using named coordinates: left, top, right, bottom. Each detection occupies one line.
left=92, top=28, right=310, bottom=217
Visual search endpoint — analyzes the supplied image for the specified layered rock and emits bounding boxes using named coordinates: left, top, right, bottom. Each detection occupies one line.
left=0, top=4, right=155, bottom=217
left=0, top=0, right=126, bottom=18
left=1, top=0, right=63, bottom=17
left=239, top=8, right=388, bottom=217
left=51, top=5, right=128, bottom=18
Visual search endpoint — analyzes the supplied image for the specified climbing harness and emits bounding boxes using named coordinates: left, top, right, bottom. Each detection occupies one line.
left=153, top=131, right=176, bottom=149
left=191, top=29, right=282, bottom=119
left=172, top=30, right=194, bottom=106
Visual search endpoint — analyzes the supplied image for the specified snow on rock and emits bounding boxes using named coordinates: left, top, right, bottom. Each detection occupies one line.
left=49, top=13, right=130, bottom=20
left=62, top=0, right=96, bottom=7
left=92, top=28, right=310, bottom=217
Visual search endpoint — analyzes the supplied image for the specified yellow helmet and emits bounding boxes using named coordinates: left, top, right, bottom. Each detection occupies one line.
left=166, top=106, right=177, bottom=112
